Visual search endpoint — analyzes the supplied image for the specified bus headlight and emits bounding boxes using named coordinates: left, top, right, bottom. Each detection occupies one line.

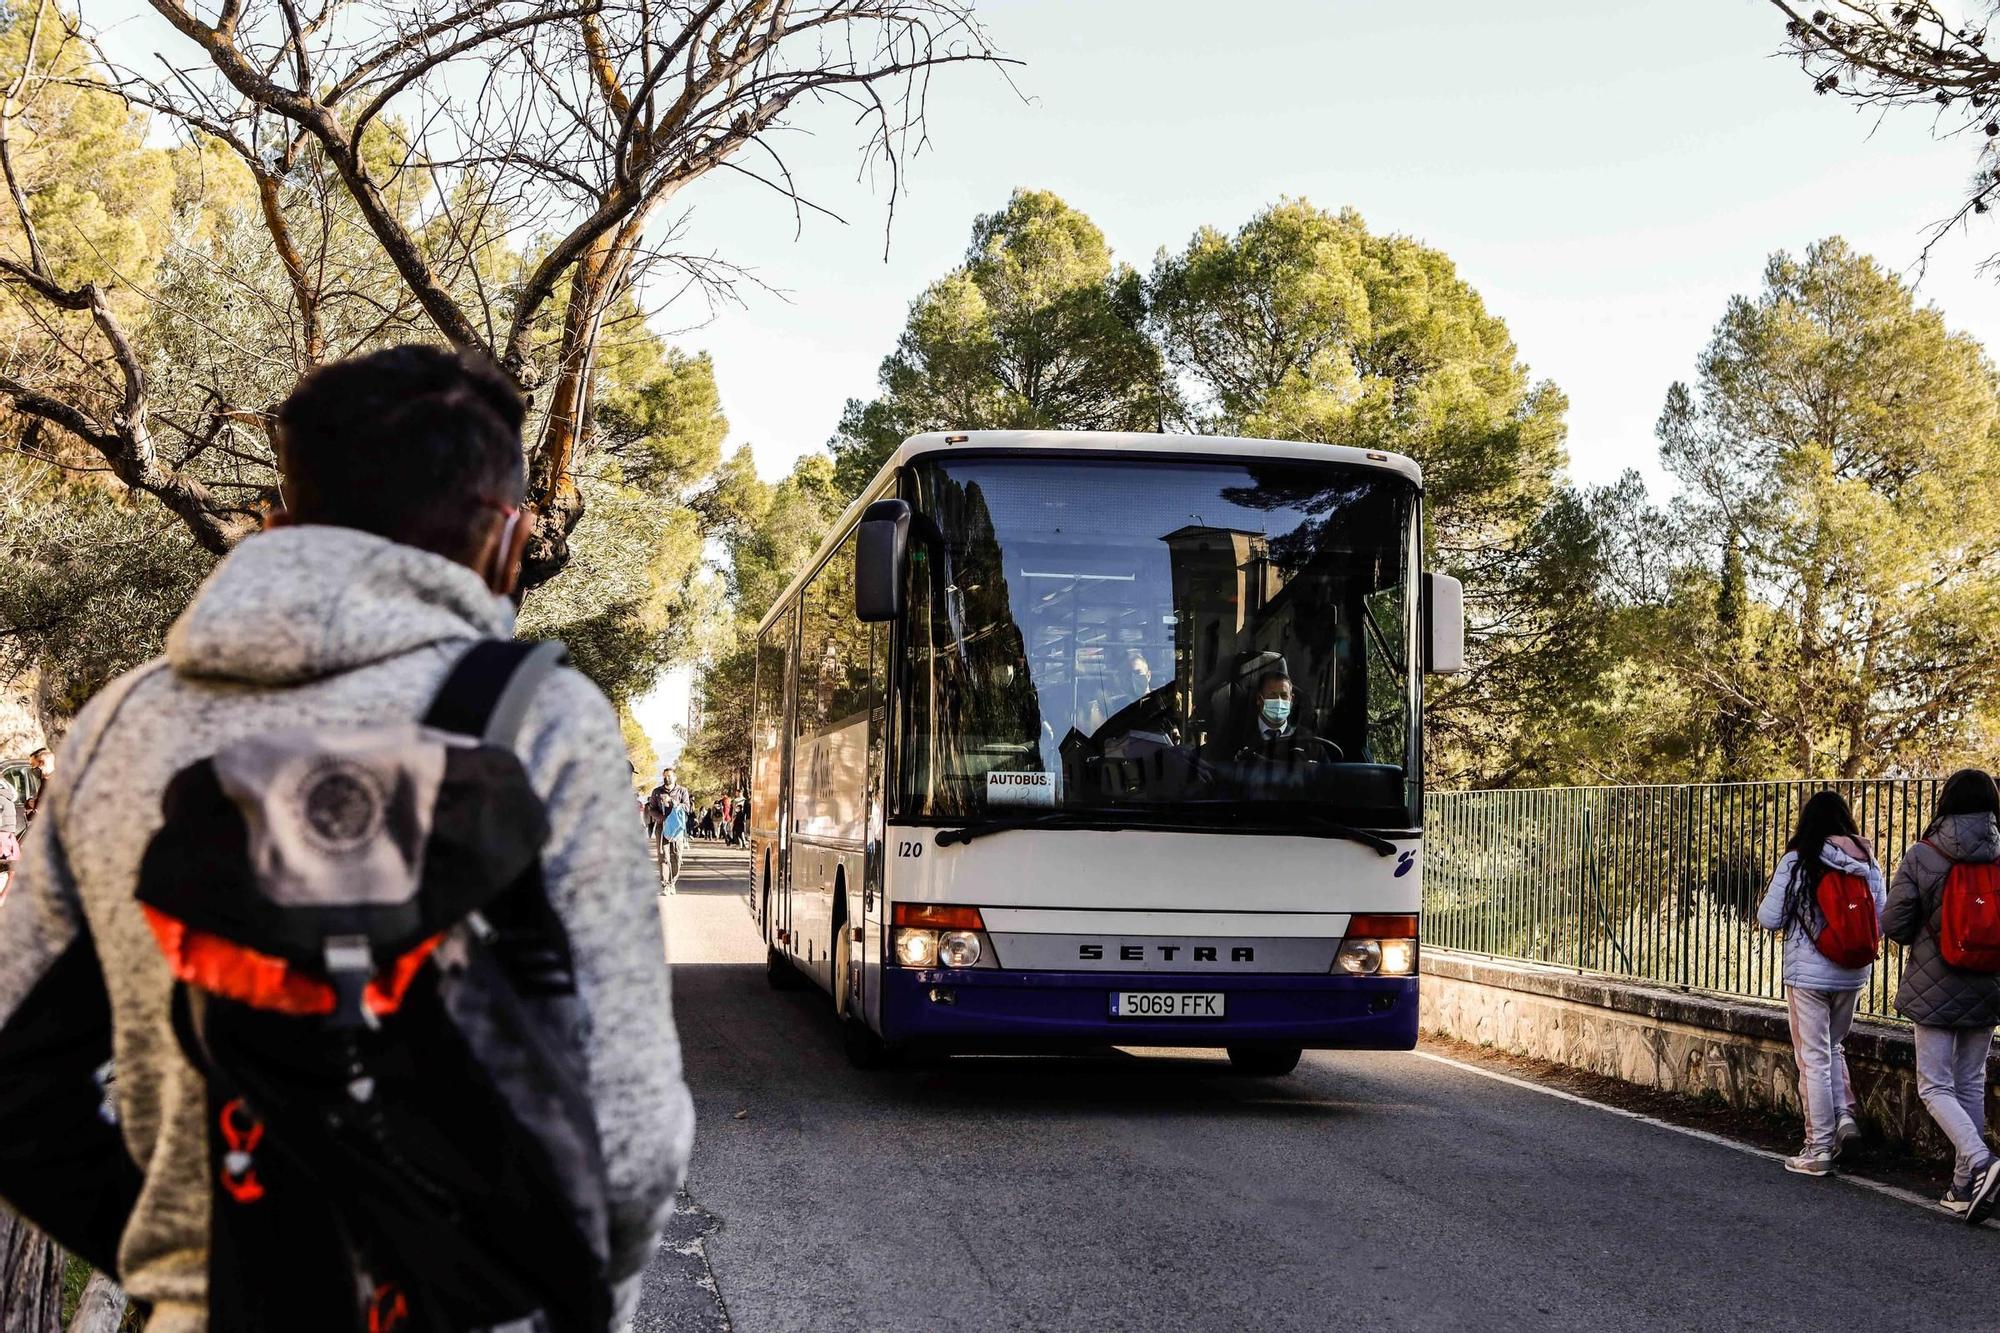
left=1336, top=940, right=1382, bottom=975
left=938, top=930, right=982, bottom=968
left=891, top=904, right=1000, bottom=968
left=1336, top=915, right=1418, bottom=977
left=1379, top=939, right=1417, bottom=976
left=894, top=929, right=939, bottom=967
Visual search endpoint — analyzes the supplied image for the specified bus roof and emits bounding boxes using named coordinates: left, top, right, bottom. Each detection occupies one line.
left=752, top=430, right=1423, bottom=637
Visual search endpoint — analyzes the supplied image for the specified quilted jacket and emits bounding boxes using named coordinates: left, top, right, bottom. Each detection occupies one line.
left=1884, top=812, right=2000, bottom=1028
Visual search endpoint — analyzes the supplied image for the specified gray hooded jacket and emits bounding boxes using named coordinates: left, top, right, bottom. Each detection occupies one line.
left=1884, top=811, right=2000, bottom=1028
left=0, top=526, right=694, bottom=1331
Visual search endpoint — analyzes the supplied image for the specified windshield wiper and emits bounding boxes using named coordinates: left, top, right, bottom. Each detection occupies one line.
left=934, top=810, right=1187, bottom=846
left=933, top=810, right=1404, bottom=854
left=1283, top=814, right=1402, bottom=857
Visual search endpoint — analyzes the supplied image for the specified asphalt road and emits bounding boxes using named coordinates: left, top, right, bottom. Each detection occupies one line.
left=638, top=843, right=1999, bottom=1333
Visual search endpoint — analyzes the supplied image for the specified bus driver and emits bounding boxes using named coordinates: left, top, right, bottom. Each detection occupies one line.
left=1232, top=670, right=1341, bottom=765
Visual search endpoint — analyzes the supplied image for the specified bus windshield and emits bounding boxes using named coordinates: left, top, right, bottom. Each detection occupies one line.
left=897, top=453, right=1421, bottom=831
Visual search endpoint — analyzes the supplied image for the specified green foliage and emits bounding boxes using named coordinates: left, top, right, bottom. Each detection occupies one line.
left=0, top=15, right=734, bottom=720
left=619, top=707, right=659, bottom=787
left=1152, top=199, right=1604, bottom=785
left=0, top=5, right=175, bottom=291
left=518, top=338, right=730, bottom=709
left=1653, top=237, right=2000, bottom=779
left=678, top=451, right=847, bottom=790
left=830, top=188, right=1166, bottom=495
left=1147, top=200, right=1374, bottom=430
left=0, top=454, right=213, bottom=720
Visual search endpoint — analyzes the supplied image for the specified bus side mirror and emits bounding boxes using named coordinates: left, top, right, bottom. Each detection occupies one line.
left=856, top=499, right=911, bottom=622
left=1424, top=572, right=1466, bottom=674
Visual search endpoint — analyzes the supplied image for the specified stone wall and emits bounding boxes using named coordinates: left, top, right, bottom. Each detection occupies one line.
left=1420, top=948, right=1997, bottom=1158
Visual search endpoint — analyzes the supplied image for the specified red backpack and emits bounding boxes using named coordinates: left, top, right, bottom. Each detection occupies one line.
left=1812, top=869, right=1881, bottom=968
left=1927, top=849, right=2000, bottom=972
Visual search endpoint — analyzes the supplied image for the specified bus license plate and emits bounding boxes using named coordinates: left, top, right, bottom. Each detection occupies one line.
left=1110, top=991, right=1224, bottom=1019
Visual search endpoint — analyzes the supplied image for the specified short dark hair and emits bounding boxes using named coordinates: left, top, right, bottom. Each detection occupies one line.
left=276, top=345, right=527, bottom=560
left=1254, top=670, right=1292, bottom=694
left=1928, top=768, right=2000, bottom=834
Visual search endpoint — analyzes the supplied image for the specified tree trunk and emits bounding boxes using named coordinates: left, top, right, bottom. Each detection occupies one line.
left=0, top=1211, right=64, bottom=1333
left=519, top=205, right=657, bottom=591
left=65, top=1273, right=124, bottom=1333
left=520, top=239, right=613, bottom=590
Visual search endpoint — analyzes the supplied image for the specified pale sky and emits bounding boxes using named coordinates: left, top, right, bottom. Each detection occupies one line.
left=89, top=0, right=2000, bottom=759
left=662, top=0, right=2000, bottom=493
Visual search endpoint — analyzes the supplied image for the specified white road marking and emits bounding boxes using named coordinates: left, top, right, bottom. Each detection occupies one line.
left=1412, top=1050, right=1995, bottom=1228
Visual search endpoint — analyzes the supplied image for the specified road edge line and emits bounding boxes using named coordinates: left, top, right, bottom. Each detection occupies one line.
left=1412, top=1050, right=1993, bottom=1227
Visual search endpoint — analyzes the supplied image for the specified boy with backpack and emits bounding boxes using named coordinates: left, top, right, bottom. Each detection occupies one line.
left=0, top=347, right=694, bottom=1330
left=1756, top=790, right=1886, bottom=1178
left=1886, top=768, right=2000, bottom=1224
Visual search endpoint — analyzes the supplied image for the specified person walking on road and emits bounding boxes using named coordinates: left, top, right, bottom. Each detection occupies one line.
left=1756, top=789, right=1885, bottom=1178
left=647, top=766, right=689, bottom=888
left=0, top=346, right=694, bottom=1329
left=1885, top=768, right=2000, bottom=1224
left=658, top=794, right=688, bottom=894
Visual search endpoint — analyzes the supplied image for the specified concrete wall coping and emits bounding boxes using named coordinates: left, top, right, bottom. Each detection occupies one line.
left=1420, top=947, right=2000, bottom=1076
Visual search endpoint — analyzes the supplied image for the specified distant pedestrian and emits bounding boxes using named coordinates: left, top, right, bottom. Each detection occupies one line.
left=646, top=766, right=688, bottom=870
left=658, top=796, right=687, bottom=893
left=23, top=746, right=51, bottom=818
left=1885, top=768, right=2000, bottom=1224
left=1757, top=790, right=1885, bottom=1177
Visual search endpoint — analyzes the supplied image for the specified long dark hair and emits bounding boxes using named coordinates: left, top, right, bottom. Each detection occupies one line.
left=1925, top=768, right=2000, bottom=837
left=1782, top=789, right=1861, bottom=935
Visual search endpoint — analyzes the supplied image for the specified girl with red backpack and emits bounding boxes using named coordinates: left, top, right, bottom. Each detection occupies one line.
left=1886, top=768, right=2000, bottom=1224
left=1758, top=790, right=1887, bottom=1178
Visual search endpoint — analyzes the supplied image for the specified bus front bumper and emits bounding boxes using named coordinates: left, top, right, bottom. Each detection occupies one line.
left=879, top=968, right=1417, bottom=1051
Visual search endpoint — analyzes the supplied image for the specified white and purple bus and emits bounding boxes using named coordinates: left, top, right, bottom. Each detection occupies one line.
left=747, top=431, right=1462, bottom=1073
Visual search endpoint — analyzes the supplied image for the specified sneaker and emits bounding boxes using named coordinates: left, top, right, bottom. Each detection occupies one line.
left=1969, top=1157, right=2000, bottom=1226
left=1834, top=1113, right=1861, bottom=1157
left=1940, top=1182, right=1975, bottom=1218
left=1784, top=1149, right=1836, bottom=1176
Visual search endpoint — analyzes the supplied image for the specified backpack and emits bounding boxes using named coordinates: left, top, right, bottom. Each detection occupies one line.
left=1925, top=845, right=2000, bottom=972
left=1810, top=869, right=1880, bottom=969
left=135, top=640, right=614, bottom=1332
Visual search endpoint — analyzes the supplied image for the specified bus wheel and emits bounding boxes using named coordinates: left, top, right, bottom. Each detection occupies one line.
left=766, top=943, right=804, bottom=990
left=1226, top=1044, right=1302, bottom=1077
left=834, top=923, right=890, bottom=1069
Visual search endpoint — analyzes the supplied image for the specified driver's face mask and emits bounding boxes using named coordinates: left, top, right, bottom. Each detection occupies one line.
left=1261, top=697, right=1292, bottom=727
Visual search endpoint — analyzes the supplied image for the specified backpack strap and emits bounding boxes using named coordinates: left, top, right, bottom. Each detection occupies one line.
left=422, top=640, right=570, bottom=747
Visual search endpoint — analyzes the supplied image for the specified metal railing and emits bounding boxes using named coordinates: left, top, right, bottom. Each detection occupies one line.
left=1421, top=780, right=1945, bottom=1022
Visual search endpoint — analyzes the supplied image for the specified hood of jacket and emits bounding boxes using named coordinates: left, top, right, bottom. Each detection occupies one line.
left=1819, top=837, right=1876, bottom=876
left=165, top=525, right=515, bottom=686
left=1925, top=811, right=2000, bottom=864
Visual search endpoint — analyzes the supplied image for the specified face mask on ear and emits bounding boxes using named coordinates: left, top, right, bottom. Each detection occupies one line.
left=1261, top=698, right=1292, bottom=727
left=480, top=500, right=527, bottom=601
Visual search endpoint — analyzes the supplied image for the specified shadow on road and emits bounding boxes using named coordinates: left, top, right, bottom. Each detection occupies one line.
left=674, top=960, right=1385, bottom=1122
